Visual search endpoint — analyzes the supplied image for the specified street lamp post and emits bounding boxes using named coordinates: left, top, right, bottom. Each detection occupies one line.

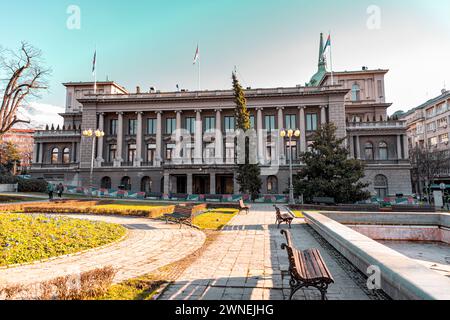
left=280, top=129, right=301, bottom=205
left=82, top=129, right=105, bottom=191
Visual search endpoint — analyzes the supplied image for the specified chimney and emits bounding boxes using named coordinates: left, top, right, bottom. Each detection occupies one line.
left=136, top=86, right=141, bottom=94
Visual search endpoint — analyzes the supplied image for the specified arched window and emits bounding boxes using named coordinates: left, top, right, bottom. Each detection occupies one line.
left=63, top=148, right=70, bottom=164
left=374, top=175, right=389, bottom=198
left=141, top=176, right=152, bottom=194
left=379, top=142, right=388, bottom=160
left=121, top=176, right=131, bottom=190
left=101, top=176, right=112, bottom=189
left=351, top=84, right=361, bottom=101
left=267, top=176, right=278, bottom=194
left=364, top=142, right=374, bottom=160
left=51, top=148, right=59, bottom=164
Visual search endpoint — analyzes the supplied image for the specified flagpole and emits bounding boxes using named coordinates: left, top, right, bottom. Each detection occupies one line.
left=329, top=32, right=334, bottom=85
left=93, top=46, right=97, bottom=94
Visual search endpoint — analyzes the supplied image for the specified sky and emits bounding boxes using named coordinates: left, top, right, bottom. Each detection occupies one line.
left=1, top=0, right=449, bottom=126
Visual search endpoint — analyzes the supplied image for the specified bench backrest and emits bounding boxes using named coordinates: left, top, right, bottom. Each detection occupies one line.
left=239, top=200, right=246, bottom=208
left=174, top=205, right=194, bottom=217
left=280, top=229, right=294, bottom=248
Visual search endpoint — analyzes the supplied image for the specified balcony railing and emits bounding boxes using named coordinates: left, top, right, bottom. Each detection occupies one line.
left=347, top=121, right=406, bottom=130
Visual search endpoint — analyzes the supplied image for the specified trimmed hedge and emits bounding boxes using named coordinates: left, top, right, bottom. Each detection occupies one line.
left=17, top=178, right=48, bottom=193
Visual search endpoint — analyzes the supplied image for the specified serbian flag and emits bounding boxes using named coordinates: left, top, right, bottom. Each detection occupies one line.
left=193, top=45, right=199, bottom=65
left=92, top=50, right=97, bottom=75
left=324, top=34, right=331, bottom=52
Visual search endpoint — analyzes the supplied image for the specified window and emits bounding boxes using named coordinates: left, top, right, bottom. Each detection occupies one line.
left=110, top=119, right=118, bottom=135
left=352, top=115, right=362, bottom=122
left=147, top=118, right=156, bottom=135
left=436, top=103, right=446, bottom=115
left=427, top=122, right=437, bottom=132
left=147, top=144, right=155, bottom=164
left=306, top=114, right=318, bottom=131
left=121, top=176, right=131, bottom=190
left=352, top=84, right=361, bottom=101
left=225, top=142, right=234, bottom=163
left=101, top=177, right=112, bottom=189
left=364, top=142, right=374, bottom=160
left=127, top=144, right=136, bottom=162
left=286, top=140, right=298, bottom=161
left=374, top=175, right=388, bottom=199
left=249, top=115, right=255, bottom=130
left=438, top=117, right=448, bottom=128
left=51, top=148, right=59, bottom=164
left=165, top=143, right=175, bottom=160
left=141, top=176, right=152, bottom=193
left=108, top=144, right=117, bottom=162
left=224, top=116, right=235, bottom=132
left=128, top=119, right=137, bottom=135
left=204, top=116, right=216, bottom=132
left=63, top=148, right=70, bottom=164
left=264, top=115, right=276, bottom=132
left=266, top=146, right=274, bottom=162
left=165, top=118, right=176, bottom=134
left=377, top=80, right=384, bottom=98
left=439, top=133, right=449, bottom=144
left=379, top=142, right=388, bottom=160
left=426, top=108, right=435, bottom=119
left=185, top=117, right=195, bottom=134
left=428, top=137, right=438, bottom=146
left=285, top=114, right=297, bottom=130
left=267, top=176, right=278, bottom=194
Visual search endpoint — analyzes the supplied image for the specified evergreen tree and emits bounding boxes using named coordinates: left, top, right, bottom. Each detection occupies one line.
left=293, top=124, right=370, bottom=204
left=232, top=72, right=262, bottom=200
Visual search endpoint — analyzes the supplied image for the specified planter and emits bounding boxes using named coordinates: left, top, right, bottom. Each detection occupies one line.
left=0, top=184, right=18, bottom=192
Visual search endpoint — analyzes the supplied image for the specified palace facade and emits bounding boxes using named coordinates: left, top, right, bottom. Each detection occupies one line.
left=30, top=35, right=412, bottom=198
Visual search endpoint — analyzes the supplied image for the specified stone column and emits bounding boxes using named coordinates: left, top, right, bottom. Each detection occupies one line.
left=33, top=143, right=38, bottom=164
left=356, top=135, right=361, bottom=159
left=155, top=111, right=162, bottom=167
left=163, top=172, right=170, bottom=194
left=71, top=142, right=76, bottom=163
left=397, top=135, right=403, bottom=160
left=114, top=112, right=124, bottom=167
left=96, top=113, right=105, bottom=166
left=348, top=136, right=355, bottom=159
left=134, top=112, right=143, bottom=167
left=256, top=108, right=264, bottom=163
left=233, top=175, right=240, bottom=195
left=174, top=110, right=182, bottom=165
left=298, top=106, right=306, bottom=152
left=194, top=109, right=203, bottom=165
left=277, top=107, right=285, bottom=164
left=320, top=106, right=327, bottom=125
left=210, top=173, right=216, bottom=195
left=215, top=109, right=223, bottom=164
left=187, top=173, right=193, bottom=195
left=403, top=135, right=409, bottom=160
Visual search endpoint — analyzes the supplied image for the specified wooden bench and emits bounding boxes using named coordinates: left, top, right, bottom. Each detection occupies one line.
left=274, top=205, right=294, bottom=229
left=239, top=199, right=250, bottom=214
left=280, top=229, right=334, bottom=300
left=164, top=205, right=196, bottom=228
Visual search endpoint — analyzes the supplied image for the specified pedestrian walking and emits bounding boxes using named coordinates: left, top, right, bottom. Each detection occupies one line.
left=57, top=183, right=64, bottom=198
left=47, top=183, right=54, bottom=200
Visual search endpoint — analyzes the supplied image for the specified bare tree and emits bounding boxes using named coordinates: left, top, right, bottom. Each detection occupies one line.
left=0, top=42, right=50, bottom=135
left=410, top=146, right=450, bottom=202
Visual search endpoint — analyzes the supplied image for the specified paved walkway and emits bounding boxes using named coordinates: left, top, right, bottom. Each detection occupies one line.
left=160, top=204, right=379, bottom=300
left=0, top=215, right=206, bottom=287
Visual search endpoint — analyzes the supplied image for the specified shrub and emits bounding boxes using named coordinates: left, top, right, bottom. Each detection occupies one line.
left=0, top=174, right=18, bottom=184
left=0, top=266, right=117, bottom=300
left=17, top=178, right=48, bottom=193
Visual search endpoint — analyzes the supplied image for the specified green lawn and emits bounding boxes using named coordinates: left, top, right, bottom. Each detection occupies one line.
left=0, top=213, right=126, bottom=267
left=192, top=209, right=239, bottom=230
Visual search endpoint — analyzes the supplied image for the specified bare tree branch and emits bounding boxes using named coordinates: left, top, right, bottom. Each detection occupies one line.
left=0, top=42, right=50, bottom=135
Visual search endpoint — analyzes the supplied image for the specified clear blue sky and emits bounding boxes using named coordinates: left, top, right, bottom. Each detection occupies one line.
left=1, top=0, right=449, bottom=114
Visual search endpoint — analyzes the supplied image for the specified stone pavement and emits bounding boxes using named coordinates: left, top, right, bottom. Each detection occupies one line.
left=160, top=204, right=381, bottom=300
left=0, top=215, right=206, bottom=287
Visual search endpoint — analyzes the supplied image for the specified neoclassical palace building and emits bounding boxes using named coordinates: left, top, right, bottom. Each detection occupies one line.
left=30, top=35, right=412, bottom=198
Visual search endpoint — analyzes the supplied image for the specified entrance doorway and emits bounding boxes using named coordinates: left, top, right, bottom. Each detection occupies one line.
left=193, top=175, right=210, bottom=194
left=174, top=175, right=187, bottom=194
left=216, top=175, right=234, bottom=194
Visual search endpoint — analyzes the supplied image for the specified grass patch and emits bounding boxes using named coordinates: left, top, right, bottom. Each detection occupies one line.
left=193, top=208, right=238, bottom=230
left=98, top=274, right=166, bottom=300
left=0, top=213, right=126, bottom=267
left=292, top=210, right=304, bottom=218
